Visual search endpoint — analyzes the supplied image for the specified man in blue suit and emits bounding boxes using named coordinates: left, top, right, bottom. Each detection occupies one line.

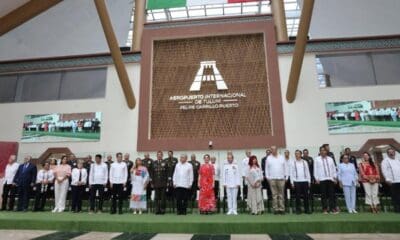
left=13, top=156, right=37, bottom=212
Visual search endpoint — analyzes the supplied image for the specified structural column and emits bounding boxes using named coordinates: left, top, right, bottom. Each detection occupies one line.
left=94, top=0, right=136, bottom=109
left=271, top=0, right=288, bottom=42
left=286, top=0, right=315, bottom=103
left=132, top=0, right=146, bottom=52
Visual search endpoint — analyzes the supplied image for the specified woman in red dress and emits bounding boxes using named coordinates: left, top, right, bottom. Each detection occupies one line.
left=198, top=154, right=216, bottom=214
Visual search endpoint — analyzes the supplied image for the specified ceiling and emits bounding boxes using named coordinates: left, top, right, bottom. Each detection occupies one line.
left=0, top=0, right=29, bottom=17
left=300, top=0, right=400, bottom=39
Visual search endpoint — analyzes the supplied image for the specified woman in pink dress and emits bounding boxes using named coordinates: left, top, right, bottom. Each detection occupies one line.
left=198, top=154, right=216, bottom=214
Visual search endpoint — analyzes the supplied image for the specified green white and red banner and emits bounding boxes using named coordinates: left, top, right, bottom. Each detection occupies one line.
left=147, top=0, right=262, bottom=10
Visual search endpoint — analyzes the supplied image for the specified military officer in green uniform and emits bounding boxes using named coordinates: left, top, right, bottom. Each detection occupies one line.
left=142, top=153, right=154, bottom=200
left=151, top=151, right=169, bottom=214
left=164, top=151, right=178, bottom=201
left=189, top=154, right=201, bottom=201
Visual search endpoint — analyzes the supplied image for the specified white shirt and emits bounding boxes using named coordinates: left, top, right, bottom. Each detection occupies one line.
left=223, top=163, right=241, bottom=188
left=381, top=157, right=400, bottom=183
left=212, top=162, right=220, bottom=181
left=265, top=154, right=287, bottom=180
left=89, top=162, right=108, bottom=185
left=84, top=121, right=92, bottom=128
left=109, top=161, right=128, bottom=184
left=173, top=162, right=194, bottom=189
left=71, top=168, right=88, bottom=186
left=36, top=169, right=55, bottom=184
left=4, top=162, right=19, bottom=184
left=290, top=159, right=311, bottom=184
left=314, top=156, right=337, bottom=181
left=285, top=158, right=294, bottom=178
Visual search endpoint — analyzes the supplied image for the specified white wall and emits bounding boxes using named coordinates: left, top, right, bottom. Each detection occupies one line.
left=278, top=53, right=400, bottom=155
left=306, top=0, right=400, bottom=39
left=0, top=63, right=140, bottom=159
left=0, top=0, right=133, bottom=61
left=2, top=54, right=400, bottom=163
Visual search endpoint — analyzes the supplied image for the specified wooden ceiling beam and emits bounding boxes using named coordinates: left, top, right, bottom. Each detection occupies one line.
left=271, top=0, right=288, bottom=42
left=94, top=0, right=136, bottom=109
left=286, top=0, right=315, bottom=103
left=0, top=0, right=62, bottom=37
left=132, top=0, right=146, bottom=52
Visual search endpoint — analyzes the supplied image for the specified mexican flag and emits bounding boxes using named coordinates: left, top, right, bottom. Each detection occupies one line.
left=147, top=0, right=261, bottom=10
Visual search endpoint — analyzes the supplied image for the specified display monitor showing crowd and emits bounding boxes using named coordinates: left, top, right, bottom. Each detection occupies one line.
left=22, top=112, right=101, bottom=143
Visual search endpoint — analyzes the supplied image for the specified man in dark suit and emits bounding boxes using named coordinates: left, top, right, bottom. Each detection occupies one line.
left=188, top=154, right=201, bottom=202
left=13, top=156, right=37, bottom=212
left=164, top=151, right=178, bottom=202
left=69, top=154, right=78, bottom=169
left=123, top=153, right=134, bottom=199
left=261, top=148, right=272, bottom=194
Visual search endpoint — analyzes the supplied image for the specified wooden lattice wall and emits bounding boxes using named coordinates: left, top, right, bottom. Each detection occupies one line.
left=150, top=34, right=272, bottom=139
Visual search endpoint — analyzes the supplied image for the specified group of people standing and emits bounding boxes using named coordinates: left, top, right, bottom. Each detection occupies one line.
left=1, top=146, right=400, bottom=216
left=260, top=145, right=400, bottom=215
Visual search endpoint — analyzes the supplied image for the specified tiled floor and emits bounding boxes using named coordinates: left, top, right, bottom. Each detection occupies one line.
left=309, top=234, right=400, bottom=240
left=0, top=230, right=55, bottom=240
left=0, top=231, right=399, bottom=240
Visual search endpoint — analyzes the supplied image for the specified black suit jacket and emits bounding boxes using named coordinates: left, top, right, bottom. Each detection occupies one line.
left=14, top=163, right=37, bottom=187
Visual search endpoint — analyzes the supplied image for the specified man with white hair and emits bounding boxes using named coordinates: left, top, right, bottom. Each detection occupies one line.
left=14, top=155, right=37, bottom=212
left=1, top=155, right=19, bottom=211
left=223, top=153, right=241, bottom=215
left=173, top=154, right=193, bottom=215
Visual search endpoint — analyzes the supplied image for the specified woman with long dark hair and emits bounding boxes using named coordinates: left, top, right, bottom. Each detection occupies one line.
left=359, top=152, right=381, bottom=213
left=246, top=155, right=264, bottom=215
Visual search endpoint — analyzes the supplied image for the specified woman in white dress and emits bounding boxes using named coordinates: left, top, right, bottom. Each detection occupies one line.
left=246, top=155, right=265, bottom=215
left=130, top=158, right=149, bottom=214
